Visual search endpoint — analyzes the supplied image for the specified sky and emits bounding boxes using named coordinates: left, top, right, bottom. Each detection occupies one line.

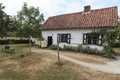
left=1, top=0, right=120, bottom=20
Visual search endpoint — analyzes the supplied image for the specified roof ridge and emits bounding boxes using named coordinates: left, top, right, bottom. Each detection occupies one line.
left=49, top=6, right=117, bottom=18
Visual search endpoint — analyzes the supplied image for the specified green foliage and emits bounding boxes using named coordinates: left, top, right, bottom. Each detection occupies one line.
left=0, top=39, right=30, bottom=44
left=49, top=44, right=116, bottom=58
left=112, top=40, right=120, bottom=47
left=87, top=28, right=118, bottom=58
left=102, top=44, right=115, bottom=58
left=101, top=28, right=118, bottom=58
left=15, top=2, right=44, bottom=38
left=0, top=69, right=28, bottom=80
left=0, top=3, right=14, bottom=38
left=117, top=24, right=120, bottom=37
left=86, top=30, right=100, bottom=38
left=49, top=45, right=58, bottom=50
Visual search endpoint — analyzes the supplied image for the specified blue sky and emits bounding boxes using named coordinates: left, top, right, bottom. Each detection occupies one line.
left=1, top=0, right=120, bottom=19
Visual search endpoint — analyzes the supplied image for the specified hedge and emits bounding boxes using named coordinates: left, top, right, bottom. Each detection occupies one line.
left=0, top=39, right=32, bottom=44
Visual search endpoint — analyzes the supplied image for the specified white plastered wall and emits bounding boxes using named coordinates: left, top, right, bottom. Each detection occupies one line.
left=42, top=29, right=103, bottom=50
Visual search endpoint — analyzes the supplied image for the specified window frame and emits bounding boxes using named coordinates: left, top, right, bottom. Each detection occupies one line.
left=57, top=33, right=71, bottom=44
left=83, top=33, right=102, bottom=46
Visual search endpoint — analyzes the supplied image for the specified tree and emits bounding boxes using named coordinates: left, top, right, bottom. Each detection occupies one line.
left=0, top=3, right=12, bottom=38
left=117, top=21, right=120, bottom=37
left=100, top=28, right=118, bottom=58
left=16, top=2, right=44, bottom=38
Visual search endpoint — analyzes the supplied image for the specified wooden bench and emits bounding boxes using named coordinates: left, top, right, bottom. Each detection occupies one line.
left=2, top=45, right=15, bottom=54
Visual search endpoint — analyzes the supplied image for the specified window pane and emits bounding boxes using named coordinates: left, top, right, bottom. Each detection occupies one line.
left=64, top=34, right=68, bottom=42
left=87, top=35, right=98, bottom=45
left=84, top=34, right=86, bottom=38
left=88, top=36, right=92, bottom=44
left=93, top=36, right=97, bottom=44
left=61, top=34, right=64, bottom=42
left=59, top=34, right=70, bottom=43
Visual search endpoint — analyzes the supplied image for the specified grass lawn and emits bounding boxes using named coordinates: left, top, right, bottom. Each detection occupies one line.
left=0, top=44, right=120, bottom=80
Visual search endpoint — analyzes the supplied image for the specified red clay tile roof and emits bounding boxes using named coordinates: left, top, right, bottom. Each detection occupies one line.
left=41, top=6, right=118, bottom=30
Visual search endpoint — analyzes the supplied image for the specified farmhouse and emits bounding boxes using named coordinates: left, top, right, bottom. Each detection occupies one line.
left=41, top=6, right=118, bottom=50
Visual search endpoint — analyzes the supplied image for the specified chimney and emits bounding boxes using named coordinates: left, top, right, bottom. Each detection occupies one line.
left=84, top=5, right=91, bottom=12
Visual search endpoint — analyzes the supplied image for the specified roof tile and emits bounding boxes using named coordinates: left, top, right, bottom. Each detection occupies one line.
left=41, top=6, right=118, bottom=30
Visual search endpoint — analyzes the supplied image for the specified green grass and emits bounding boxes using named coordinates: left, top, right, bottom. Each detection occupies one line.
left=0, top=69, right=29, bottom=80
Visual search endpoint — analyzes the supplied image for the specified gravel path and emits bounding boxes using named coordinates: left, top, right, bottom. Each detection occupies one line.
left=32, top=48, right=120, bottom=74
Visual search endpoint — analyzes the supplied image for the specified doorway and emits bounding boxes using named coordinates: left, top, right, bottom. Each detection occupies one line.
left=47, top=36, right=52, bottom=47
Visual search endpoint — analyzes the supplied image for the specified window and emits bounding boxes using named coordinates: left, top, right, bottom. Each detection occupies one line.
left=83, top=34, right=102, bottom=45
left=57, top=33, right=71, bottom=43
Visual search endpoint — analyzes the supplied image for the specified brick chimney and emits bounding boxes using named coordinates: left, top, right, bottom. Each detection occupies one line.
left=84, top=5, right=91, bottom=12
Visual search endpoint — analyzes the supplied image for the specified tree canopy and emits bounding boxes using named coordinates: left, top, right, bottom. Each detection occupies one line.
left=16, top=3, right=44, bottom=38
left=0, top=3, right=12, bottom=38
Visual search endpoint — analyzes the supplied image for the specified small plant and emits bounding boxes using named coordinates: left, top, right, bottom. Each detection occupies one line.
left=63, top=45, right=71, bottom=51
left=49, top=43, right=115, bottom=59
left=49, top=45, right=58, bottom=50
left=76, top=44, right=83, bottom=52
left=63, top=45, right=79, bottom=52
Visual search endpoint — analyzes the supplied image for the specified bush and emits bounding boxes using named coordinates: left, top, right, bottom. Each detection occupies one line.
left=64, top=45, right=79, bottom=52
left=0, top=39, right=30, bottom=44
left=0, top=40, right=9, bottom=44
left=63, top=45, right=104, bottom=55
left=102, top=44, right=116, bottom=59
left=76, top=44, right=82, bottom=52
left=63, top=45, right=72, bottom=51
left=49, top=44, right=116, bottom=59
left=49, top=45, right=58, bottom=50
left=14, top=40, right=30, bottom=44
left=112, top=41, right=120, bottom=48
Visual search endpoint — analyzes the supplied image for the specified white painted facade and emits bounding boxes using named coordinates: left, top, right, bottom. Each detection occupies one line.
left=42, top=29, right=103, bottom=51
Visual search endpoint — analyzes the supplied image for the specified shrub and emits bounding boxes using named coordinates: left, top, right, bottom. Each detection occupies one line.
left=0, top=39, right=30, bottom=44
left=94, top=48, right=103, bottom=55
left=14, top=40, right=30, bottom=44
left=102, top=44, right=116, bottom=59
left=0, top=40, right=9, bottom=44
left=63, top=45, right=72, bottom=51
left=64, top=45, right=80, bottom=52
left=76, top=44, right=82, bottom=52
left=49, top=45, right=58, bottom=50
left=84, top=46, right=91, bottom=54
left=49, top=44, right=116, bottom=59
left=112, top=41, right=120, bottom=48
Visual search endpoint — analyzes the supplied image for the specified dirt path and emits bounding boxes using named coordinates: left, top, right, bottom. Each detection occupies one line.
left=32, top=48, right=120, bottom=74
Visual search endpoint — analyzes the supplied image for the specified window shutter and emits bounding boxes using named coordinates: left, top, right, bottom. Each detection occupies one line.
left=98, top=35, right=102, bottom=45
left=67, top=34, right=71, bottom=44
left=83, top=34, right=87, bottom=44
